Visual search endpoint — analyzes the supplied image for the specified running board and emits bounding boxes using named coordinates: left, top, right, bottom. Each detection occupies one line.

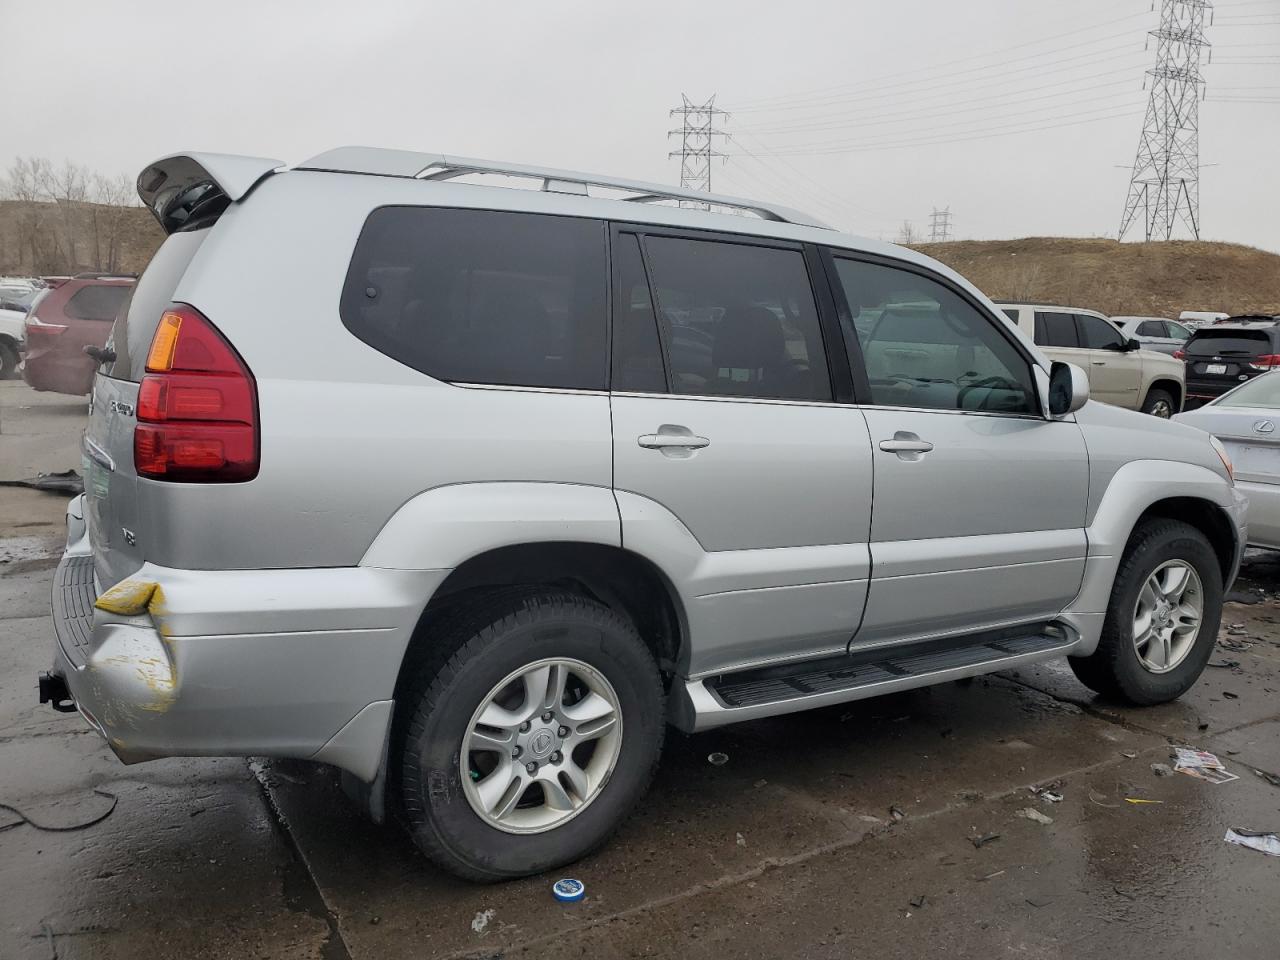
left=670, top=624, right=1077, bottom=732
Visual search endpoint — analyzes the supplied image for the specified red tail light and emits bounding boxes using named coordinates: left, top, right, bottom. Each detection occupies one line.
left=1173, top=349, right=1186, bottom=360
left=134, top=304, right=258, bottom=482
left=1251, top=355, right=1280, bottom=369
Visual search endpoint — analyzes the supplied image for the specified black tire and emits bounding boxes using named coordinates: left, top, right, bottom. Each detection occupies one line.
left=0, top=338, right=19, bottom=380
left=1141, top=388, right=1175, bottom=418
left=398, top=589, right=665, bottom=882
left=1068, top=519, right=1222, bottom=704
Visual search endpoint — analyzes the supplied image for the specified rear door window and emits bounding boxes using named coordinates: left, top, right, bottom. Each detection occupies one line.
left=1137, top=320, right=1166, bottom=337
left=640, top=235, right=832, bottom=402
left=1077, top=314, right=1125, bottom=349
left=341, top=207, right=608, bottom=390
left=64, top=284, right=131, bottom=322
left=1033, top=311, right=1078, bottom=348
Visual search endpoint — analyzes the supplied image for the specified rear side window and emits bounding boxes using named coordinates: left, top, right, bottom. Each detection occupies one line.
left=1078, top=314, right=1124, bottom=349
left=611, top=234, right=666, bottom=394
left=1034, top=311, right=1078, bottom=348
left=341, top=207, right=608, bottom=390
left=1186, top=330, right=1272, bottom=356
left=64, top=284, right=131, bottom=322
left=107, top=229, right=208, bottom=381
left=641, top=236, right=831, bottom=402
left=1137, top=320, right=1166, bottom=337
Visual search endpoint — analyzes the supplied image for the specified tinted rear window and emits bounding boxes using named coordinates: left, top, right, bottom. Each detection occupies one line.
left=64, top=284, right=131, bottom=322
left=107, top=229, right=209, bottom=381
left=340, top=207, right=608, bottom=390
left=1186, top=330, right=1272, bottom=356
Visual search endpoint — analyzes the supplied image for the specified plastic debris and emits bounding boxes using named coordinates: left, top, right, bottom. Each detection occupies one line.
left=0, top=468, right=83, bottom=495
left=889, top=805, right=906, bottom=822
left=1016, top=807, right=1053, bottom=825
left=0, top=789, right=117, bottom=833
left=1225, top=829, right=1280, bottom=857
left=735, top=832, right=746, bottom=847
left=1121, top=751, right=1139, bottom=759
left=969, top=832, right=1000, bottom=849
left=471, top=909, right=495, bottom=933
left=1256, top=770, right=1280, bottom=788
left=1125, top=798, right=1163, bottom=805
left=1223, top=691, right=1240, bottom=700
left=909, top=894, right=928, bottom=909
left=552, top=878, right=586, bottom=903
left=1151, top=763, right=1174, bottom=777
left=707, top=752, right=729, bottom=766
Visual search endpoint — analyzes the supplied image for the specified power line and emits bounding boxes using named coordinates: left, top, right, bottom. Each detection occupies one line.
left=929, top=207, right=954, bottom=242
left=668, top=95, right=729, bottom=203
left=1119, top=0, right=1212, bottom=241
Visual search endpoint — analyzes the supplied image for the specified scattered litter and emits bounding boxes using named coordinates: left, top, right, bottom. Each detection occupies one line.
left=735, top=832, right=746, bottom=848
left=707, top=752, right=729, bottom=766
left=909, top=894, right=928, bottom=909
left=977, top=870, right=1005, bottom=882
left=1121, top=751, right=1139, bottom=759
left=1151, top=763, right=1174, bottom=777
left=552, top=878, right=586, bottom=903
left=969, top=832, right=1000, bottom=849
left=1172, top=747, right=1238, bottom=784
left=1029, top=779, right=1063, bottom=801
left=0, top=468, right=83, bottom=495
left=1041, top=791, right=1064, bottom=803
left=1125, top=798, right=1163, bottom=805
left=1208, top=659, right=1241, bottom=669
left=471, top=908, right=496, bottom=933
left=1198, top=722, right=1211, bottom=731
left=1256, top=770, right=1280, bottom=788
left=1089, top=789, right=1120, bottom=808
left=753, top=779, right=768, bottom=789
left=1025, top=897, right=1052, bottom=908
left=370, top=915, right=381, bottom=925
left=0, top=789, right=117, bottom=833
left=1112, top=886, right=1136, bottom=901
left=1224, top=829, right=1280, bottom=857
left=858, top=814, right=884, bottom=824
left=889, top=805, right=906, bottom=822
left=1223, top=691, right=1240, bottom=700
left=1016, top=807, right=1053, bottom=825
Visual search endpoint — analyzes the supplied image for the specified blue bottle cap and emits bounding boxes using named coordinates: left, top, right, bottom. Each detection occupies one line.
left=552, top=878, right=585, bottom=902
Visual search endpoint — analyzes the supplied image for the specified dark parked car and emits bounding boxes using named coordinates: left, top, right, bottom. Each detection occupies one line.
left=1179, top=318, right=1280, bottom=406
left=22, top=275, right=134, bottom=395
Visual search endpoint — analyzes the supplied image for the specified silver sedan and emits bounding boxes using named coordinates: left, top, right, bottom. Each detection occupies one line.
left=1175, top=371, right=1280, bottom=549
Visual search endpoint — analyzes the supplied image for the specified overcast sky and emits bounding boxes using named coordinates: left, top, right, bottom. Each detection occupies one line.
left=4, top=0, right=1278, bottom=250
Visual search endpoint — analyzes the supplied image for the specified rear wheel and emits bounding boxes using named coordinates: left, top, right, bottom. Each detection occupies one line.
left=1141, top=388, right=1175, bottom=418
left=1069, top=519, right=1222, bottom=704
left=398, top=589, right=665, bottom=881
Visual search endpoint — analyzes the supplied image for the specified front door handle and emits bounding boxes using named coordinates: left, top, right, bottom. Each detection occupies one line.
left=1091, top=360, right=1106, bottom=366
left=878, top=431, right=933, bottom=461
left=638, top=433, right=710, bottom=450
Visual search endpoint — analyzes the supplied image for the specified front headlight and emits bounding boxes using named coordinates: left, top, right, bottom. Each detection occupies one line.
left=1210, top=436, right=1234, bottom=483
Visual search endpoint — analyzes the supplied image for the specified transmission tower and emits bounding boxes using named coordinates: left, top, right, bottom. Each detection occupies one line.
left=668, top=95, right=729, bottom=203
left=929, top=207, right=953, bottom=242
left=1118, top=0, right=1212, bottom=241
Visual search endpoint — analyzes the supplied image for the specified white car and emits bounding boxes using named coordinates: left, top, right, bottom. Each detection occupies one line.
left=0, top=304, right=28, bottom=378
left=1113, top=316, right=1193, bottom=356
left=1175, top=371, right=1280, bottom=549
left=996, top=302, right=1186, bottom=417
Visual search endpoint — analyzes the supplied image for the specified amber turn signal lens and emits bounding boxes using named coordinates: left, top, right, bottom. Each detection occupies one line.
left=146, top=311, right=184, bottom=372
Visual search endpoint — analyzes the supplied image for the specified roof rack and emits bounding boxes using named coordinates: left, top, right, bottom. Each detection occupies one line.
left=296, top=147, right=831, bottom=230
left=73, top=272, right=137, bottom=280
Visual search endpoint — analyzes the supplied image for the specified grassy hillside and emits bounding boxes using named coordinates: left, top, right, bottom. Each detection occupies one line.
left=0, top=200, right=162, bottom=276
left=915, top=237, right=1280, bottom=319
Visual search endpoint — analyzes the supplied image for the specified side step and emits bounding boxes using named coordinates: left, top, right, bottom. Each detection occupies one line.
left=675, top=624, right=1075, bottom=731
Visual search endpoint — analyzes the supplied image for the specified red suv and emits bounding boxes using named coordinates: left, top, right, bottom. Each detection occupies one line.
left=23, top=275, right=135, bottom=395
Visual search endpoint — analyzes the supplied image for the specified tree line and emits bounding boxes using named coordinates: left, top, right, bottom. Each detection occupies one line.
left=1, top=157, right=141, bottom=276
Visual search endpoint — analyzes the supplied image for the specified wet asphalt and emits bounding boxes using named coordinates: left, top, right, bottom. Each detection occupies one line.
left=2, top=381, right=1279, bottom=959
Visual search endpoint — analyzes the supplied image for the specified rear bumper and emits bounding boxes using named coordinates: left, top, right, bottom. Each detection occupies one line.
left=48, top=496, right=447, bottom=780
left=1185, top=377, right=1252, bottom=401
left=1237, top=479, right=1280, bottom=551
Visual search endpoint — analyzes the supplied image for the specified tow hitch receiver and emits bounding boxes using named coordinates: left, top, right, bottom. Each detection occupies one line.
left=38, top=672, right=77, bottom=713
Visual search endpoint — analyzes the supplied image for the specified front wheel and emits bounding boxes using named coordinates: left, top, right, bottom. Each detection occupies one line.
left=398, top=590, right=665, bottom=881
left=1141, top=388, right=1175, bottom=418
left=1069, top=519, right=1222, bottom=704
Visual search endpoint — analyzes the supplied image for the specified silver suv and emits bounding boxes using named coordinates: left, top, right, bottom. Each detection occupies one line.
left=42, top=148, right=1247, bottom=881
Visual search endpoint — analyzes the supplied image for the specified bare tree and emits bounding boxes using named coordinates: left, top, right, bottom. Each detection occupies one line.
left=897, top=220, right=919, bottom=245
left=40, top=160, right=91, bottom=272
left=91, top=173, right=136, bottom=272
left=1, top=156, right=55, bottom=272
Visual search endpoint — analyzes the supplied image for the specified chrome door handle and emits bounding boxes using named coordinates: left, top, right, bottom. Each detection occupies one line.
left=638, top=433, right=710, bottom=449
left=878, top=438, right=933, bottom=454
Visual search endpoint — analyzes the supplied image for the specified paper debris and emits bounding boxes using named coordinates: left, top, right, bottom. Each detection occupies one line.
left=1224, top=829, right=1280, bottom=857
left=1172, top=747, right=1238, bottom=784
left=471, top=909, right=495, bottom=934
left=1017, top=807, right=1053, bottom=825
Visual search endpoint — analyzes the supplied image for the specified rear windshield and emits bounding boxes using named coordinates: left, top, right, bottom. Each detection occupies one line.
left=1186, top=330, right=1273, bottom=357
left=106, top=229, right=209, bottom=381
left=65, top=284, right=131, bottom=321
left=1216, top=371, right=1280, bottom=408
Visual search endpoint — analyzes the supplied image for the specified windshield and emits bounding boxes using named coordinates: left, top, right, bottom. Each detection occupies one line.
left=1215, top=371, right=1280, bottom=409
left=1186, top=330, right=1272, bottom=356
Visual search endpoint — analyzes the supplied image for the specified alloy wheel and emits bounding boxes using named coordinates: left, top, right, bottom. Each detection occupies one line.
left=1132, top=559, right=1203, bottom=673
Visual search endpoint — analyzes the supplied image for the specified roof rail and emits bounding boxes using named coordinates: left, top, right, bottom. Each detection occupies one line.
left=296, top=147, right=831, bottom=230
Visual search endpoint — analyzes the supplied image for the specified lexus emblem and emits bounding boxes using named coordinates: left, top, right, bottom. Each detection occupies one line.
left=1255, top=420, right=1275, bottom=434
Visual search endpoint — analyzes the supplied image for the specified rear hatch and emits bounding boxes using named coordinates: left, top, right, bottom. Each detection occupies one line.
left=1184, top=328, right=1276, bottom=389
left=85, top=230, right=209, bottom=589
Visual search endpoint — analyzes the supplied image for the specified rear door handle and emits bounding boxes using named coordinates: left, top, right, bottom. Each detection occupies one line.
left=638, top=433, right=710, bottom=450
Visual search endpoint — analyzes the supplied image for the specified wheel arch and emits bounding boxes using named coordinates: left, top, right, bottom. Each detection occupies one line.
left=1144, top=378, right=1184, bottom=413
left=1133, top=495, right=1236, bottom=584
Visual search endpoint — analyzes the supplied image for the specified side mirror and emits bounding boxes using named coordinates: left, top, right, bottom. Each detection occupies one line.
left=1049, top=361, right=1089, bottom=416
left=1125, top=337, right=1142, bottom=352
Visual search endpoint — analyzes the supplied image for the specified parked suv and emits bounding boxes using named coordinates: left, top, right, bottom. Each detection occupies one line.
left=1113, top=315, right=1193, bottom=356
left=1180, top=319, right=1280, bottom=405
left=997, top=303, right=1185, bottom=417
left=22, top=274, right=134, bottom=395
left=41, top=149, right=1245, bottom=881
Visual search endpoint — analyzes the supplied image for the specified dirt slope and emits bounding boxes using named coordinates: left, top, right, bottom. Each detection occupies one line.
left=914, top=237, right=1280, bottom=318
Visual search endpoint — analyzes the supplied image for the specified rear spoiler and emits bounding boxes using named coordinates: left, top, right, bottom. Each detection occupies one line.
left=137, top=153, right=284, bottom=234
